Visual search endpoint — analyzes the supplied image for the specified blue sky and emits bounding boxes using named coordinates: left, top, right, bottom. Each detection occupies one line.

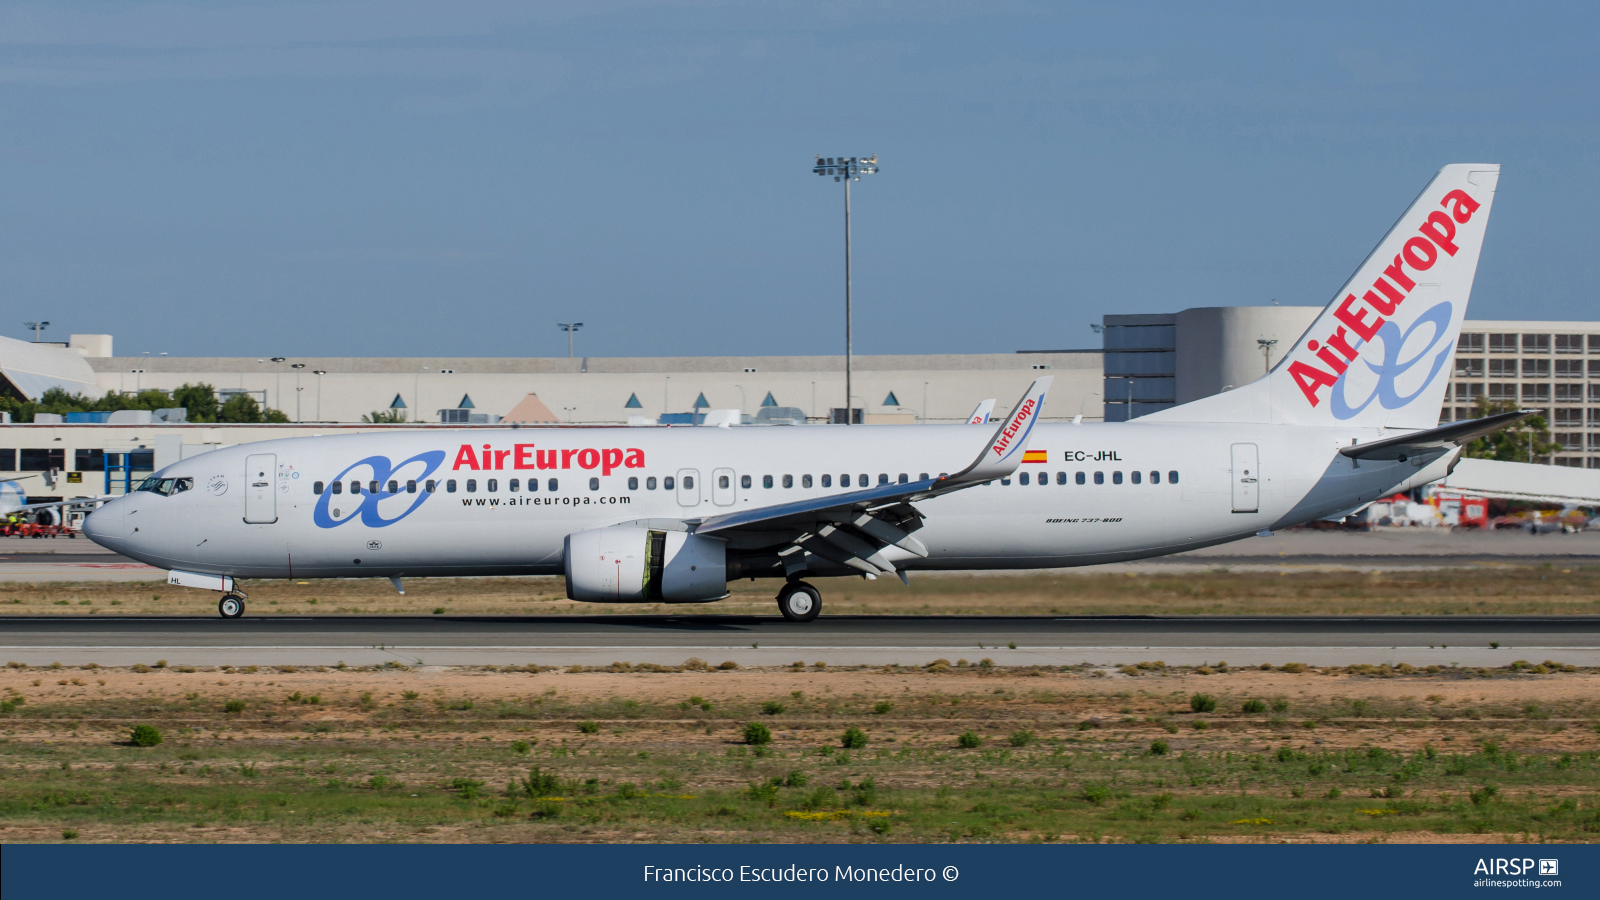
left=2, top=1, right=1596, bottom=359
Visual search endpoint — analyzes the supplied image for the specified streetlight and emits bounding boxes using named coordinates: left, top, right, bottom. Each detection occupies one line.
left=270, top=357, right=286, bottom=414
left=558, top=323, right=584, bottom=358
left=291, top=363, right=306, bottom=422
left=813, top=154, right=879, bottom=424
left=312, top=370, right=326, bottom=421
left=1256, top=339, right=1279, bottom=375
left=416, top=366, right=428, bottom=422
left=23, top=321, right=49, bottom=342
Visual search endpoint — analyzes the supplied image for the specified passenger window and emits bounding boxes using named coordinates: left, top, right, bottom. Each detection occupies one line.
left=719, top=475, right=729, bottom=489
left=647, top=477, right=657, bottom=490
left=1038, top=474, right=1047, bottom=487
left=1112, top=471, right=1123, bottom=484
left=331, top=481, right=342, bottom=495
left=740, top=474, right=751, bottom=489
left=547, top=478, right=558, bottom=491
left=388, top=480, right=399, bottom=494
left=683, top=476, right=694, bottom=490
left=859, top=474, right=868, bottom=487
left=350, top=481, right=361, bottom=494
left=897, top=473, right=908, bottom=484
left=1019, top=472, right=1029, bottom=485
left=314, top=481, right=325, bottom=494
left=1131, top=471, right=1142, bottom=485
left=664, top=476, right=676, bottom=490
left=802, top=474, right=812, bottom=488
left=446, top=480, right=457, bottom=493
left=1169, top=470, right=1179, bottom=484
left=1094, top=472, right=1104, bottom=485
left=425, top=480, right=436, bottom=493
left=1001, top=477, right=1011, bottom=485
left=1056, top=472, right=1067, bottom=485
left=528, top=478, right=539, bottom=491
left=782, top=475, right=793, bottom=488
left=919, top=473, right=929, bottom=481
left=628, top=477, right=638, bottom=490
left=1150, top=471, right=1161, bottom=484
left=589, top=477, right=599, bottom=491
left=487, top=479, right=497, bottom=492
left=1076, top=472, right=1086, bottom=485
left=369, top=480, right=379, bottom=494
left=407, top=480, right=416, bottom=493
left=509, top=478, right=519, bottom=492
left=878, top=473, right=888, bottom=485
left=466, top=479, right=477, bottom=492
left=763, top=475, right=773, bottom=489
left=821, top=474, right=832, bottom=488
left=839, top=474, right=850, bottom=487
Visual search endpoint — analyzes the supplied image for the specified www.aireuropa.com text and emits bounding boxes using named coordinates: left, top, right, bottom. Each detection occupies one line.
left=643, top=865, right=944, bottom=883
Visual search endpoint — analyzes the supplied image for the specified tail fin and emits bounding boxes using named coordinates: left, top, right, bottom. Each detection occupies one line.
left=965, top=399, right=996, bottom=424
left=1151, top=164, right=1499, bottom=428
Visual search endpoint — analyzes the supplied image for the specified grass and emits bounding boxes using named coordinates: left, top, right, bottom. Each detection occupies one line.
left=1, top=657, right=1599, bottom=843
left=2, top=565, right=1598, bottom=617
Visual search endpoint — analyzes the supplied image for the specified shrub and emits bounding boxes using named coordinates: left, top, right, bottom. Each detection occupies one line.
left=511, top=740, right=531, bottom=754
left=743, top=722, right=772, bottom=746
left=62, top=829, right=79, bottom=840
left=1470, top=784, right=1499, bottom=806
left=432, top=608, right=444, bottom=615
left=1189, top=693, right=1217, bottom=713
left=577, top=721, right=600, bottom=734
left=1081, top=783, right=1110, bottom=806
left=1149, top=740, right=1170, bottom=756
left=745, top=782, right=779, bottom=805
left=1324, top=787, right=1342, bottom=800
left=783, top=770, right=809, bottom=787
left=129, top=724, right=162, bottom=747
left=718, top=660, right=739, bottom=670
left=841, top=726, right=868, bottom=749
left=450, top=777, right=485, bottom=799
left=402, top=690, right=419, bottom=701
left=529, top=801, right=562, bottom=819
left=956, top=730, right=983, bottom=749
left=224, top=699, right=246, bottom=714
left=1271, top=698, right=1290, bottom=713
left=761, top=701, right=786, bottom=715
left=873, top=700, right=895, bottom=715
left=1008, top=730, right=1036, bottom=747
left=1241, top=699, right=1267, bottom=714
left=521, top=767, right=561, bottom=796
left=615, top=782, right=641, bottom=799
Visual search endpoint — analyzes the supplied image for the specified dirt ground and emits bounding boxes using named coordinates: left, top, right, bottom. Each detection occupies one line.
left=2, top=661, right=1596, bottom=844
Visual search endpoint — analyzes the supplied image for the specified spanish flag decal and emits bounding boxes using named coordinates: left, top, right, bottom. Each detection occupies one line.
left=1021, top=450, right=1048, bottom=463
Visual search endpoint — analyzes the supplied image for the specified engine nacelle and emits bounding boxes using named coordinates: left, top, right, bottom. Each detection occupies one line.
left=563, top=526, right=728, bottom=603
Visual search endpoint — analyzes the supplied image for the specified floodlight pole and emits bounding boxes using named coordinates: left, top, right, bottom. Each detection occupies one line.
left=312, top=370, right=326, bottom=421
left=291, top=363, right=306, bottom=422
left=814, top=155, right=878, bottom=423
left=558, top=323, right=584, bottom=359
left=1257, top=338, right=1279, bottom=375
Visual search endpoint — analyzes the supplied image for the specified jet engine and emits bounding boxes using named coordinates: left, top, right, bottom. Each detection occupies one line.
left=563, top=526, right=728, bottom=603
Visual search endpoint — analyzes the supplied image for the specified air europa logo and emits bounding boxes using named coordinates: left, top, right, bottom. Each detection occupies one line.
left=313, top=450, right=446, bottom=529
left=1289, top=187, right=1481, bottom=412
left=991, top=398, right=1038, bottom=460
left=452, top=443, right=645, bottom=476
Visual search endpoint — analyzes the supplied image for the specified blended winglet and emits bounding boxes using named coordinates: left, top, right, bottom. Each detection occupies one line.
left=950, top=377, right=1051, bottom=483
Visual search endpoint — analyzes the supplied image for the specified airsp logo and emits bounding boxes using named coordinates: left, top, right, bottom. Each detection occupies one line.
left=206, top=475, right=228, bottom=496
left=1539, top=859, right=1559, bottom=876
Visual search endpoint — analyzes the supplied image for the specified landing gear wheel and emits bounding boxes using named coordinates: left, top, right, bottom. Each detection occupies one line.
left=218, top=594, right=246, bottom=619
left=776, top=581, right=822, bottom=622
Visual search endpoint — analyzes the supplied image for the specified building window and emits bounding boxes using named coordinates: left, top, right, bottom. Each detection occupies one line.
left=20, top=449, right=66, bottom=471
left=1521, top=384, right=1550, bottom=401
left=802, top=474, right=813, bottom=488
left=1556, top=384, right=1584, bottom=402
left=782, top=474, right=793, bottom=488
left=1488, top=359, right=1516, bottom=377
left=1555, top=360, right=1584, bottom=378
left=763, top=475, right=773, bottom=489
left=1457, top=333, right=1485, bottom=352
left=1555, top=334, right=1585, bottom=353
left=664, top=476, right=676, bottom=490
left=0, top=449, right=13, bottom=471
left=1522, top=333, right=1551, bottom=353
left=589, top=477, right=599, bottom=490
left=628, top=477, right=638, bottom=490
left=821, top=474, right=831, bottom=488
left=1489, top=333, right=1518, bottom=352
left=1094, top=471, right=1104, bottom=485
left=741, top=474, right=751, bottom=489
left=1522, top=359, right=1550, bottom=377
left=1454, top=359, right=1483, bottom=377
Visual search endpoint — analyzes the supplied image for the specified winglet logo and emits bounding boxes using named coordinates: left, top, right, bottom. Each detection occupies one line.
left=991, top=398, right=1039, bottom=461
left=1289, top=187, right=1481, bottom=412
left=312, top=450, right=446, bottom=529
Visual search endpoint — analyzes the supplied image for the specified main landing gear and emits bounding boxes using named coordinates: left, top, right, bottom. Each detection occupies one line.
left=776, top=581, right=821, bottom=622
left=218, top=592, right=248, bottom=619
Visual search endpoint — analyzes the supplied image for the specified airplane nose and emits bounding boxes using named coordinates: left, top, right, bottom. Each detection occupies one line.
left=82, top=504, right=117, bottom=548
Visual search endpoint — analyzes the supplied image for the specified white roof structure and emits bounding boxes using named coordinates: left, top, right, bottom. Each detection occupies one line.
left=0, top=335, right=101, bottom=401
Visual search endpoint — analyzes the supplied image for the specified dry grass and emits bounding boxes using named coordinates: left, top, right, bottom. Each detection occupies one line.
left=0, top=566, right=1596, bottom=617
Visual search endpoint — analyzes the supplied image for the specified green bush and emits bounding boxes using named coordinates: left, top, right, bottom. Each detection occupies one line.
left=1470, top=784, right=1499, bottom=806
left=743, top=722, right=772, bottom=746
left=577, top=721, right=600, bottom=734
left=521, top=767, right=562, bottom=796
left=873, top=700, right=895, bottom=715
left=529, top=801, right=562, bottom=819
left=1271, top=698, right=1290, bottom=712
left=1241, top=699, right=1268, bottom=714
left=511, top=740, right=531, bottom=754
left=1149, top=740, right=1170, bottom=756
left=1189, top=693, right=1217, bottom=713
left=1008, top=730, right=1036, bottom=747
left=1081, top=783, right=1110, bottom=806
left=61, top=829, right=79, bottom=840
left=761, top=701, right=786, bottom=715
left=783, top=770, right=809, bottom=787
left=224, top=699, right=246, bottom=714
left=450, top=777, right=485, bottom=799
left=129, top=724, right=162, bottom=747
left=956, top=730, right=983, bottom=749
left=841, top=726, right=868, bottom=749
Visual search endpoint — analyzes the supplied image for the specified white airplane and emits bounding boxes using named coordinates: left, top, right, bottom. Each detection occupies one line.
left=1, top=474, right=105, bottom=526
left=84, top=163, right=1522, bottom=621
left=965, top=399, right=996, bottom=424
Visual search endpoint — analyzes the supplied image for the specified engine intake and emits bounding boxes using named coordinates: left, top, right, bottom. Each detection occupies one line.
left=563, top=526, right=728, bottom=603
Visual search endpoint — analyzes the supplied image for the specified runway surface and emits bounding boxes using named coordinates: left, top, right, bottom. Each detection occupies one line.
left=3, top=614, right=1596, bottom=668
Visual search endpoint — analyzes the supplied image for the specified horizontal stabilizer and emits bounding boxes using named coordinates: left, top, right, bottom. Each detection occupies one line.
left=1339, top=410, right=1533, bottom=461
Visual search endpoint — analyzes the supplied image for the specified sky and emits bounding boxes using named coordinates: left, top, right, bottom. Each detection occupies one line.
left=2, top=1, right=1596, bottom=359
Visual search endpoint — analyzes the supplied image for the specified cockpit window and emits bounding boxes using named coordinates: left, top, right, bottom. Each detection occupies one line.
left=136, top=476, right=193, bottom=497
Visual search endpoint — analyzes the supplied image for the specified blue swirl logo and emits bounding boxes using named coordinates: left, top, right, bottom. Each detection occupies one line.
left=1330, top=301, right=1454, bottom=420
left=312, top=450, right=446, bottom=529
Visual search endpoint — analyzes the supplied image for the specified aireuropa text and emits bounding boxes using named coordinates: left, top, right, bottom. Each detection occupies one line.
left=642, top=865, right=943, bottom=883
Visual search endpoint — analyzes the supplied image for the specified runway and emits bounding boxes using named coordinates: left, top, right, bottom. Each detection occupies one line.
left=2, top=614, right=1595, bottom=669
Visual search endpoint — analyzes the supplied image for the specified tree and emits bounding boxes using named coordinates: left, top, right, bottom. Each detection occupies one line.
left=1463, top=397, right=1562, bottom=463
left=172, top=383, right=220, bottom=422
left=362, top=409, right=408, bottom=424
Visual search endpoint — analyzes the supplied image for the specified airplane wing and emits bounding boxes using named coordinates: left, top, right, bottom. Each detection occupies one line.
left=965, top=399, right=996, bottom=424
left=1339, top=410, right=1534, bottom=461
left=690, top=378, right=1051, bottom=577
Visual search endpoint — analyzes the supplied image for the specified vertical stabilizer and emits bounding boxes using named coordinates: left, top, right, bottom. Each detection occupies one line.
left=1148, top=164, right=1499, bottom=427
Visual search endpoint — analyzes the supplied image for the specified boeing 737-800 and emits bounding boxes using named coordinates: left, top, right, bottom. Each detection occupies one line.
left=83, top=164, right=1520, bottom=621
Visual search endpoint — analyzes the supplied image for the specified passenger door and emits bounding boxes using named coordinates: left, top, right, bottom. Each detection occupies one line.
left=676, top=468, right=701, bottom=508
left=244, top=453, right=277, bottom=523
left=712, top=467, right=736, bottom=506
left=1230, top=443, right=1259, bottom=513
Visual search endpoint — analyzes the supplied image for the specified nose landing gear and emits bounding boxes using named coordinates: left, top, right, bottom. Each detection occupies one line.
left=218, top=592, right=247, bottom=619
left=776, top=581, right=821, bottom=622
